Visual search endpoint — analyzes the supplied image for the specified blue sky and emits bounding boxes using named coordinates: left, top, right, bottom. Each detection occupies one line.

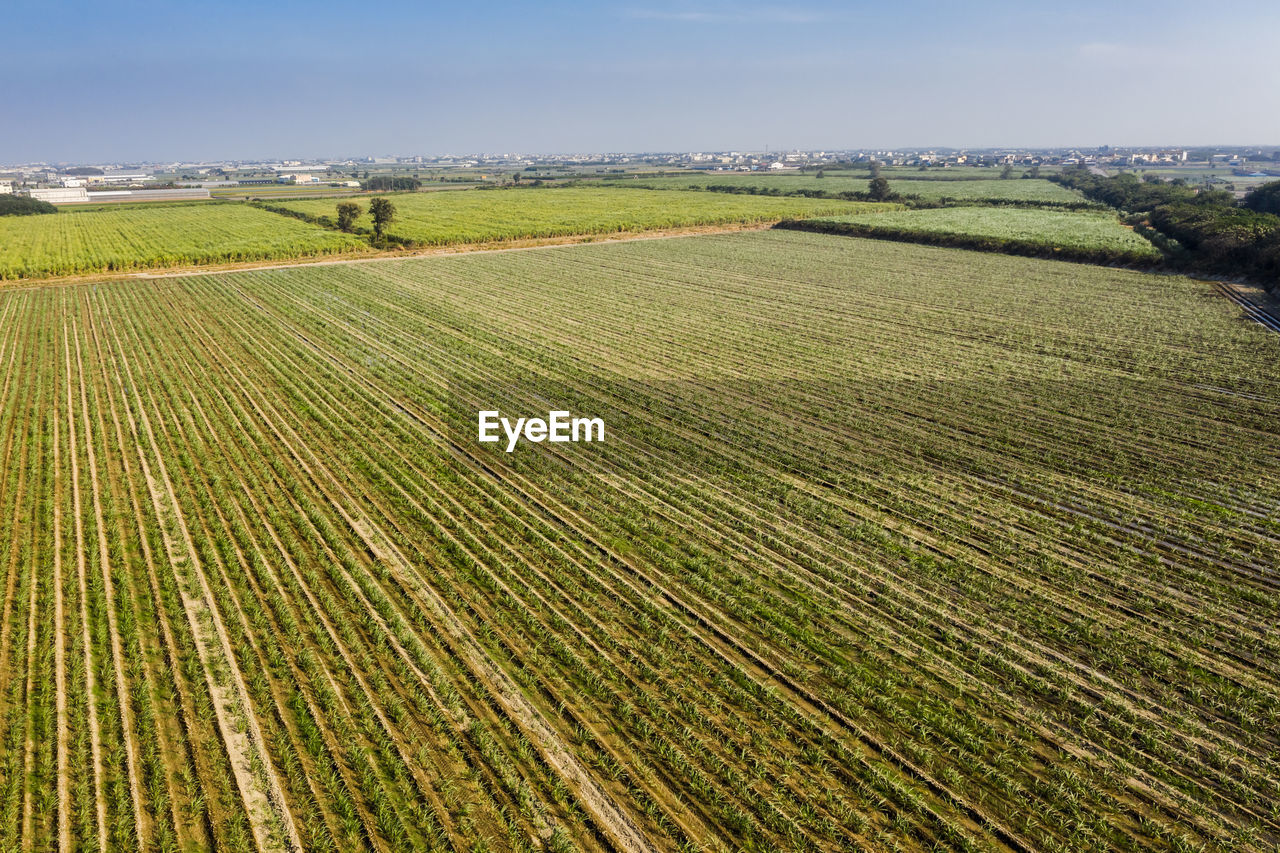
left=4, top=0, right=1279, bottom=162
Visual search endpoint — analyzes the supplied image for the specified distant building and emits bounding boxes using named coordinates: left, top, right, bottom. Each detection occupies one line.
left=28, top=187, right=89, bottom=203
left=84, top=188, right=212, bottom=202
left=0, top=180, right=12, bottom=195
left=86, top=172, right=149, bottom=185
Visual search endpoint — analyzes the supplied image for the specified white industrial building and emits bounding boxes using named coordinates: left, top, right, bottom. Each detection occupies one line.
left=28, top=187, right=90, bottom=203
left=26, top=187, right=211, bottom=204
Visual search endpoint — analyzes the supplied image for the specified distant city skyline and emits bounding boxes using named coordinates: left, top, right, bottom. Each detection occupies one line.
left=6, top=145, right=1277, bottom=171
left=6, top=0, right=1279, bottom=163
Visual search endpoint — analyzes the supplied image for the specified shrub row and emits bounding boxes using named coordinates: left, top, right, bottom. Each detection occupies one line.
left=1053, top=168, right=1280, bottom=289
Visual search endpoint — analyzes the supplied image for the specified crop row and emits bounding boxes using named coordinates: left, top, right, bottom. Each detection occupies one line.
left=0, top=230, right=1277, bottom=851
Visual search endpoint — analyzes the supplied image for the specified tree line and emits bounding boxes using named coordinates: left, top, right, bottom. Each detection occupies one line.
left=1052, top=168, right=1280, bottom=289
left=0, top=195, right=57, bottom=216
left=360, top=176, right=422, bottom=192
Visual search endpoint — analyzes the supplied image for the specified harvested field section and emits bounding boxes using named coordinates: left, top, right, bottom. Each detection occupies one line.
left=0, top=230, right=1278, bottom=851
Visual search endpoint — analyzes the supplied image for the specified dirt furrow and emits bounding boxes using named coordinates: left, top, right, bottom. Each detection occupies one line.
left=97, top=302, right=303, bottom=853
left=52, top=327, right=71, bottom=853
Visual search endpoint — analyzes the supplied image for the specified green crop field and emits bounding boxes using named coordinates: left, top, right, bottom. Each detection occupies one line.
left=262, top=186, right=897, bottom=245
left=606, top=172, right=1082, bottom=202
left=0, top=203, right=368, bottom=279
left=1, top=230, right=1277, bottom=852
left=889, top=178, right=1083, bottom=202
left=802, top=206, right=1161, bottom=260
left=208, top=185, right=362, bottom=199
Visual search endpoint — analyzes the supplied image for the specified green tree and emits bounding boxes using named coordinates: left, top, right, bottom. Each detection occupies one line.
left=368, top=197, right=396, bottom=241
left=815, top=170, right=825, bottom=179
left=868, top=176, right=894, bottom=201
left=1243, top=181, right=1280, bottom=216
left=336, top=201, right=362, bottom=232
left=1000, top=164, right=1014, bottom=179
left=0, top=195, right=57, bottom=216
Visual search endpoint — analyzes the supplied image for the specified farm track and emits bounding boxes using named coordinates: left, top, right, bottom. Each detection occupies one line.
left=1213, top=281, right=1280, bottom=334
left=1, top=230, right=1278, bottom=852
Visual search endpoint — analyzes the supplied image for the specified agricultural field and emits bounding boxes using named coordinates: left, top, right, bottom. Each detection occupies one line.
left=888, top=178, right=1083, bottom=202
left=0, top=203, right=368, bottom=279
left=262, top=186, right=896, bottom=246
left=797, top=206, right=1162, bottom=262
left=606, top=172, right=1082, bottom=202
left=1, top=230, right=1278, bottom=853
left=208, top=185, right=365, bottom=200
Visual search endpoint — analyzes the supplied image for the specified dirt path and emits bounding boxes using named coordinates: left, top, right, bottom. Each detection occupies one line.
left=1213, top=280, right=1280, bottom=333
left=88, top=302, right=210, bottom=850
left=99, top=309, right=302, bottom=853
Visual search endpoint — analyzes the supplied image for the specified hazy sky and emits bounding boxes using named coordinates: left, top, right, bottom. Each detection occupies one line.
left=5, top=0, right=1279, bottom=163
